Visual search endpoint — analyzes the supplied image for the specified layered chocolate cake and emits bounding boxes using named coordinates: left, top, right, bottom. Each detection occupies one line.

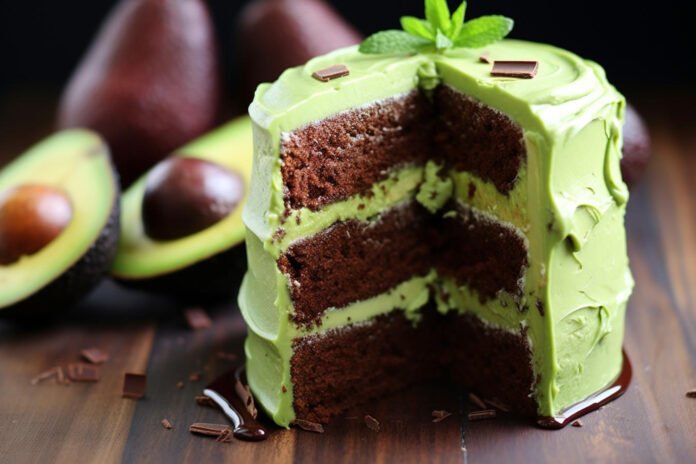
left=239, top=17, right=633, bottom=428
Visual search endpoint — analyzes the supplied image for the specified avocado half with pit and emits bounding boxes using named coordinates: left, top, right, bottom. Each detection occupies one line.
left=112, top=116, right=253, bottom=300
left=0, top=130, right=119, bottom=317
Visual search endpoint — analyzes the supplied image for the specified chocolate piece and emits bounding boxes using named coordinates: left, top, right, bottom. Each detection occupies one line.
left=685, top=389, right=696, bottom=398
left=176, top=381, right=185, bottom=389
left=31, top=367, right=59, bottom=385
left=479, top=51, right=491, bottom=64
left=491, top=60, right=539, bottom=79
left=184, top=307, right=212, bottom=330
left=204, top=366, right=268, bottom=441
left=195, top=395, right=216, bottom=407
left=123, top=373, right=147, bottom=399
left=81, top=347, right=110, bottom=364
left=161, top=419, right=173, bottom=430
left=67, top=363, right=100, bottom=382
left=216, top=428, right=234, bottom=443
left=189, top=422, right=232, bottom=438
left=189, top=372, right=201, bottom=382
left=312, top=64, right=350, bottom=82
left=467, top=409, right=497, bottom=421
left=431, top=410, right=452, bottom=423
left=55, top=366, right=70, bottom=385
left=291, top=419, right=325, bottom=433
left=571, top=420, right=583, bottom=427
left=468, top=392, right=487, bottom=409
left=364, top=415, right=380, bottom=432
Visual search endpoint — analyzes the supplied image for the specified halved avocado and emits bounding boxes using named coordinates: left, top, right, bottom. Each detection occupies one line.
left=0, top=130, right=119, bottom=317
left=112, top=116, right=253, bottom=300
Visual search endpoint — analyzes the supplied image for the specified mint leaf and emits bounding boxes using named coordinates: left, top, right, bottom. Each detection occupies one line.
left=359, top=30, right=432, bottom=54
left=449, top=1, right=467, bottom=38
left=455, top=15, right=514, bottom=48
left=435, top=29, right=453, bottom=50
left=425, top=0, right=451, bottom=34
left=400, top=16, right=434, bottom=40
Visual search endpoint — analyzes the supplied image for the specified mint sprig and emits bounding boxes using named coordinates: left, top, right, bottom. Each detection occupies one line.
left=359, top=0, right=513, bottom=55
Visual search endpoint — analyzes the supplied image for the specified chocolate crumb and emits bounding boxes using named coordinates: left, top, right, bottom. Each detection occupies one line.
left=81, top=347, right=110, bottom=364
left=467, top=409, right=497, bottom=421
left=536, top=299, right=545, bottom=317
left=479, top=51, right=491, bottom=64
left=189, top=422, right=232, bottom=439
left=291, top=419, right=325, bottom=433
left=184, top=307, right=212, bottom=331
left=686, top=389, right=696, bottom=398
left=123, top=373, right=146, bottom=399
left=195, top=395, right=216, bottom=407
left=161, top=419, right=173, bottom=430
left=176, top=381, right=185, bottom=389
left=491, top=60, right=539, bottom=79
left=282, top=385, right=287, bottom=393
left=312, top=64, right=350, bottom=82
left=216, top=352, right=238, bottom=362
left=364, top=414, right=380, bottom=432
left=432, top=410, right=453, bottom=423
left=468, top=392, right=487, bottom=409
left=67, top=363, right=100, bottom=382
left=189, top=372, right=201, bottom=382
left=31, top=367, right=59, bottom=385
left=572, top=420, right=583, bottom=427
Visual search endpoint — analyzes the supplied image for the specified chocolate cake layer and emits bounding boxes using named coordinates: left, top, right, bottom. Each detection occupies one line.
left=437, top=205, right=528, bottom=301
left=434, top=85, right=526, bottom=195
left=278, top=202, right=433, bottom=326
left=281, top=90, right=434, bottom=211
left=291, top=307, right=535, bottom=423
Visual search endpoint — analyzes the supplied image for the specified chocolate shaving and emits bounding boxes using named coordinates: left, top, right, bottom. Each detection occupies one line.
left=491, top=60, right=539, bottom=79
left=571, top=420, right=583, bottom=427
left=55, top=366, right=70, bottom=385
left=364, top=414, right=380, bottom=432
left=31, top=367, right=59, bottom=385
left=189, top=422, right=232, bottom=439
left=467, top=409, right=497, bottom=421
left=312, top=64, right=350, bottom=82
left=189, top=372, right=201, bottom=382
left=184, top=307, right=212, bottom=331
left=216, top=351, right=238, bottom=362
left=67, top=363, right=100, bottom=382
left=431, top=410, right=453, bottom=423
left=123, top=373, right=147, bottom=399
left=81, top=347, right=109, bottom=364
left=161, top=419, right=173, bottom=430
left=216, top=428, right=234, bottom=443
left=479, top=51, right=491, bottom=64
left=468, top=392, right=487, bottom=409
left=291, top=419, right=325, bottom=433
left=686, top=389, right=696, bottom=398
left=234, top=375, right=258, bottom=419
left=195, top=395, right=216, bottom=407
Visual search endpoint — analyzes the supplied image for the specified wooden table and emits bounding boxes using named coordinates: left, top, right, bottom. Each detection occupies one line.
left=0, top=93, right=695, bottom=463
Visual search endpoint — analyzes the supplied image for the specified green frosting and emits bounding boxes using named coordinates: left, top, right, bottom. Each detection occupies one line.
left=239, top=40, right=632, bottom=427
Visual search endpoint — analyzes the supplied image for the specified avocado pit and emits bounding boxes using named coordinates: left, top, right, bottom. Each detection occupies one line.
left=142, top=157, right=244, bottom=241
left=0, top=184, right=73, bottom=265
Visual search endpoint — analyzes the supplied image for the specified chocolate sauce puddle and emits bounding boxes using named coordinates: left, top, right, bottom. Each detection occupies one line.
left=203, top=366, right=268, bottom=441
left=536, top=350, right=632, bottom=429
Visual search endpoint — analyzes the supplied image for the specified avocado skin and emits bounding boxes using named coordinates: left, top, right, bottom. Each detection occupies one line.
left=116, top=243, right=246, bottom=303
left=0, top=186, right=120, bottom=321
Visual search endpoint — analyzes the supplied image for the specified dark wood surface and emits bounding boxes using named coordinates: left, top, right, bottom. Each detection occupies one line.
left=1, top=93, right=695, bottom=463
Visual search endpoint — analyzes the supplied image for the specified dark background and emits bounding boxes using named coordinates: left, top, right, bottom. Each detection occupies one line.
left=0, top=0, right=692, bottom=101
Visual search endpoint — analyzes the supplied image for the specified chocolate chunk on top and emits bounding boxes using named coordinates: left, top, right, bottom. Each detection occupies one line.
left=491, top=60, right=539, bottom=79
left=312, top=64, right=350, bottom=82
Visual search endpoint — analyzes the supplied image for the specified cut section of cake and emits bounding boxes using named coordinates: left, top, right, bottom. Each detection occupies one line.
left=239, top=34, right=632, bottom=428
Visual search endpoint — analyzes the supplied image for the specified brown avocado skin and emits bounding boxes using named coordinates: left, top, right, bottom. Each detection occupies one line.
left=238, top=0, right=362, bottom=104
left=0, top=188, right=120, bottom=321
left=116, top=244, right=246, bottom=303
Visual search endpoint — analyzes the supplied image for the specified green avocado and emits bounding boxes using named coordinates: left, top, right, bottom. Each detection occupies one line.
left=0, top=130, right=119, bottom=317
left=112, top=116, right=253, bottom=299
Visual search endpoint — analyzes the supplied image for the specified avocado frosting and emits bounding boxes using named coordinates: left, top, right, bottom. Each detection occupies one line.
left=239, top=40, right=632, bottom=427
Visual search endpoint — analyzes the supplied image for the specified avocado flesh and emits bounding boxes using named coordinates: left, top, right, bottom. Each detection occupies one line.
left=0, top=130, right=118, bottom=313
left=112, top=116, right=253, bottom=290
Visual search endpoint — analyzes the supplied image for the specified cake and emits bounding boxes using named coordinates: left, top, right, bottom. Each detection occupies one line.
left=238, top=3, right=633, bottom=428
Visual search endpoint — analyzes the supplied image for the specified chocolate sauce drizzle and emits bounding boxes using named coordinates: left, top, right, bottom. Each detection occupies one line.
left=203, top=366, right=268, bottom=441
left=536, top=350, right=632, bottom=429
